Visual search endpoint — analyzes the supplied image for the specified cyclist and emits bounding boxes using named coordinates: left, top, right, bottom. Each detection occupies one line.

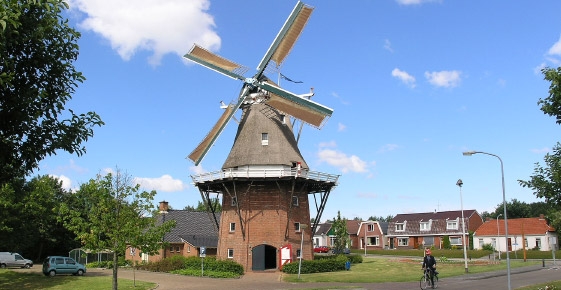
left=422, top=248, right=437, bottom=288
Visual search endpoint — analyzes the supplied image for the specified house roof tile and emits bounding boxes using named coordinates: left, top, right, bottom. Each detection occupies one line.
left=157, top=211, right=220, bottom=246
left=474, top=217, right=555, bottom=236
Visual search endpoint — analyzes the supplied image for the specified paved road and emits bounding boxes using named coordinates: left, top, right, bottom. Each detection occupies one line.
left=11, top=261, right=560, bottom=289
left=111, top=264, right=560, bottom=290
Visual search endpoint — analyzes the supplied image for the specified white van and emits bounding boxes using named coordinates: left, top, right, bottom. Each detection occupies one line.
left=0, top=252, right=34, bottom=268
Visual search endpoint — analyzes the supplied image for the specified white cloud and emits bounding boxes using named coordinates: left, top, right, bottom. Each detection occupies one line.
left=424, top=70, right=462, bottom=88
left=338, top=123, right=347, bottom=132
left=49, top=174, right=72, bottom=190
left=317, top=149, right=368, bottom=173
left=318, top=140, right=337, bottom=148
left=384, top=39, right=393, bottom=53
left=378, top=144, right=399, bottom=153
left=548, top=35, right=561, bottom=56
left=392, top=68, right=416, bottom=88
left=68, top=0, right=220, bottom=65
left=135, top=175, right=186, bottom=192
left=531, top=147, right=550, bottom=154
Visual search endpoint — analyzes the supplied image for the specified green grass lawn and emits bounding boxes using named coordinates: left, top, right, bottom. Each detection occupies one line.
left=0, top=269, right=155, bottom=290
left=283, top=256, right=542, bottom=283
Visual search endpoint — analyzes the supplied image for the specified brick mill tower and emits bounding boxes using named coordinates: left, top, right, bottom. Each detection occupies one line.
left=183, top=1, right=338, bottom=271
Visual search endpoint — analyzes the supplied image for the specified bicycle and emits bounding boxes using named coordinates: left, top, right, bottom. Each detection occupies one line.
left=420, top=268, right=438, bottom=289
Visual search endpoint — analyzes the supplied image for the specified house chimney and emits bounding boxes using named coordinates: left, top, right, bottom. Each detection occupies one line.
left=539, top=214, right=545, bottom=219
left=159, top=201, right=169, bottom=213
left=486, top=217, right=490, bottom=222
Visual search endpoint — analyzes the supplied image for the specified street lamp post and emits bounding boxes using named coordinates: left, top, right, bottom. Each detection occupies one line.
left=298, top=224, right=308, bottom=279
left=497, top=213, right=502, bottom=261
left=456, top=179, right=469, bottom=273
left=463, top=151, right=511, bottom=290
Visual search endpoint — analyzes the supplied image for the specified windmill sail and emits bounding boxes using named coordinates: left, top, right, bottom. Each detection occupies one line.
left=184, top=44, right=247, bottom=80
left=257, top=81, right=332, bottom=128
left=188, top=97, right=244, bottom=165
left=256, top=1, right=314, bottom=76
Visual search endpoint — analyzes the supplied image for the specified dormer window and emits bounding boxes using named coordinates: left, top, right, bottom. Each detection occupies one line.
left=261, top=133, right=268, bottom=145
left=420, top=221, right=431, bottom=231
left=396, top=222, right=405, bottom=231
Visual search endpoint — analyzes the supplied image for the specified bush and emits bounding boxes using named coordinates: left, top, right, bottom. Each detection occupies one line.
left=282, top=255, right=348, bottom=274
left=136, top=255, right=244, bottom=276
left=481, top=243, right=494, bottom=251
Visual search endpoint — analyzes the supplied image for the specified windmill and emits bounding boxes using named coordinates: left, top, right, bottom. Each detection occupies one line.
left=185, top=1, right=339, bottom=272
left=184, top=1, right=333, bottom=166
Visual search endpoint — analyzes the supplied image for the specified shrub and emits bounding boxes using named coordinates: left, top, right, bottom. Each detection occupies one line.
left=282, top=255, right=348, bottom=274
left=481, top=243, right=494, bottom=251
left=442, top=236, right=451, bottom=249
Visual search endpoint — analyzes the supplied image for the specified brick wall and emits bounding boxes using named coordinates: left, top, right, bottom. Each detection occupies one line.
left=218, top=180, right=314, bottom=271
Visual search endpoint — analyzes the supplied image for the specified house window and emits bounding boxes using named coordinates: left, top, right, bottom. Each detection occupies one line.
left=330, top=237, right=336, bottom=246
left=231, top=196, right=237, bottom=206
left=176, top=246, right=180, bottom=253
left=524, top=238, right=528, bottom=248
left=169, top=246, right=174, bottom=253
left=479, top=238, right=484, bottom=248
left=261, top=133, right=268, bottom=145
left=447, top=220, right=458, bottom=230
left=536, top=238, right=542, bottom=249
left=492, top=238, right=497, bottom=248
left=297, top=249, right=302, bottom=258
left=280, top=114, right=286, bottom=124
left=292, top=196, right=299, bottom=206
left=367, top=236, right=379, bottom=246
left=230, top=222, right=236, bottom=232
left=420, top=222, right=430, bottom=231
left=227, top=248, right=234, bottom=259
left=367, top=224, right=374, bottom=232
left=450, top=236, right=462, bottom=245
left=398, top=238, right=409, bottom=246
left=396, top=223, right=405, bottom=231
left=187, top=246, right=191, bottom=253
left=294, top=222, right=301, bottom=232
left=423, top=237, right=434, bottom=246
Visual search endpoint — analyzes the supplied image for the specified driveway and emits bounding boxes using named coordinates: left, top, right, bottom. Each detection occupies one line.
left=113, top=263, right=560, bottom=290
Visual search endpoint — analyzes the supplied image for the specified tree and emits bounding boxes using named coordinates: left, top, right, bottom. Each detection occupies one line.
left=0, top=175, right=78, bottom=259
left=0, top=0, right=103, bottom=185
left=518, top=66, right=561, bottom=231
left=538, top=67, right=561, bottom=125
left=184, top=199, right=222, bottom=212
left=368, top=215, right=395, bottom=222
left=60, top=170, right=175, bottom=290
left=331, top=211, right=349, bottom=254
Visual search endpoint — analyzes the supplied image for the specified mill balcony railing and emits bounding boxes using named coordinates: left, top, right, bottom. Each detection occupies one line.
left=191, top=168, right=339, bottom=184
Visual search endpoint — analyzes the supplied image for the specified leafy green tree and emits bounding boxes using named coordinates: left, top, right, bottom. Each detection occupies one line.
left=368, top=215, right=395, bottom=222
left=184, top=199, right=222, bottom=212
left=0, top=0, right=103, bottom=185
left=0, top=175, right=78, bottom=259
left=518, top=66, right=561, bottom=231
left=331, top=211, right=349, bottom=254
left=60, top=170, right=175, bottom=290
left=538, top=67, right=561, bottom=124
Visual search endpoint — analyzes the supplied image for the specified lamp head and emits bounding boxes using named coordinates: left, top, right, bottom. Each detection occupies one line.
left=462, top=151, right=476, bottom=156
left=456, top=179, right=463, bottom=187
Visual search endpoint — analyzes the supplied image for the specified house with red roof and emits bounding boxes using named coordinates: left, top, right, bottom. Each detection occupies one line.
left=473, top=215, right=557, bottom=252
left=386, top=210, right=483, bottom=250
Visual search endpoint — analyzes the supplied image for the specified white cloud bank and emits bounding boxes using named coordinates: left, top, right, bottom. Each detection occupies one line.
left=68, top=0, right=220, bottom=65
left=135, top=175, right=186, bottom=192
left=392, top=68, right=416, bottom=88
left=317, top=142, right=369, bottom=173
left=424, top=70, right=462, bottom=88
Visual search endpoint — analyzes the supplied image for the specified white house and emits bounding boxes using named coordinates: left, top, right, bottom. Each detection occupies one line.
left=473, top=215, right=557, bottom=252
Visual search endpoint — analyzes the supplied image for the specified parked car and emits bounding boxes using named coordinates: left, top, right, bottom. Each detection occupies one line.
left=0, top=252, right=33, bottom=269
left=313, top=246, right=330, bottom=253
left=42, top=256, right=86, bottom=277
left=331, top=248, right=351, bottom=255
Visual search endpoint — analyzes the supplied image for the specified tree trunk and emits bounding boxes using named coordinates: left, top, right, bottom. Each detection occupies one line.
left=112, top=251, right=118, bottom=290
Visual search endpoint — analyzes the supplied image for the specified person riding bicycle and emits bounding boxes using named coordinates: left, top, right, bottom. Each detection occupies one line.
left=422, top=248, right=437, bottom=287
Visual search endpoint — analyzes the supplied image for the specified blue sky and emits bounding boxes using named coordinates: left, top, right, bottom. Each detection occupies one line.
left=37, top=0, right=561, bottom=221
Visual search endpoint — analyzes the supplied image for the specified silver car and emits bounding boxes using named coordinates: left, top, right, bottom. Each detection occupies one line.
left=0, top=252, right=33, bottom=269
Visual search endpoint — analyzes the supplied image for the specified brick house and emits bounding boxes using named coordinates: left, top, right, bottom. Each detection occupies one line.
left=126, top=201, right=219, bottom=264
left=473, top=215, right=557, bottom=252
left=347, top=220, right=362, bottom=249
left=357, top=221, right=389, bottom=250
left=386, top=210, right=483, bottom=250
